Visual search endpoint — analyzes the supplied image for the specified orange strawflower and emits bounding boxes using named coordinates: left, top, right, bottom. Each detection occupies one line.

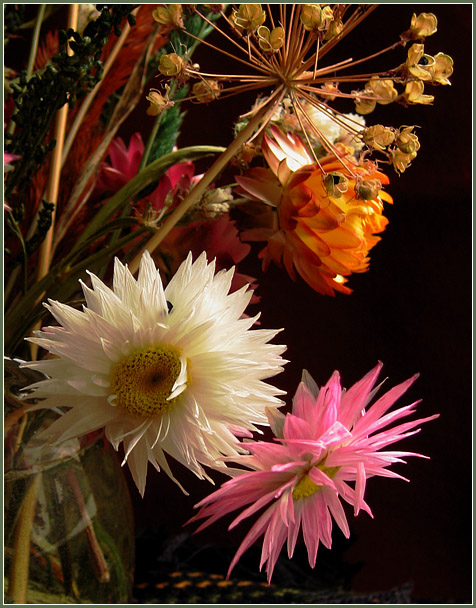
left=237, top=126, right=393, bottom=295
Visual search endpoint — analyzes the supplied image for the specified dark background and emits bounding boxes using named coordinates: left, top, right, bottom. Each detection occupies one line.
left=124, top=5, right=472, bottom=603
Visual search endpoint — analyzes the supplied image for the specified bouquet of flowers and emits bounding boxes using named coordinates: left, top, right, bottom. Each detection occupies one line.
left=4, top=4, right=454, bottom=604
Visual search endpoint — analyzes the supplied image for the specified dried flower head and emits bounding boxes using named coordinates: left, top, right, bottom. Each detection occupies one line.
left=148, top=4, right=451, bottom=180
left=146, top=86, right=175, bottom=116
left=152, top=4, right=184, bottom=32
left=410, top=12, right=438, bottom=38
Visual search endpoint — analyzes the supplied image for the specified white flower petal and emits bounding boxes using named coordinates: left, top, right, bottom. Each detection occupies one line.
left=21, top=251, right=287, bottom=494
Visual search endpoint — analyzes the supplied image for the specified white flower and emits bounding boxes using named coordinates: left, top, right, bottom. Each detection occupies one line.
left=22, top=251, right=287, bottom=495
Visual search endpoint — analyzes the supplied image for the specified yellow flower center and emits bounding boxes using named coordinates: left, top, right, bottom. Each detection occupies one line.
left=292, top=465, right=340, bottom=501
left=110, top=345, right=184, bottom=417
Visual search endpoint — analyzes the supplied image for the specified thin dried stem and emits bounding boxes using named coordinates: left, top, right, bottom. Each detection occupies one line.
left=36, top=4, right=78, bottom=283
left=8, top=475, right=41, bottom=604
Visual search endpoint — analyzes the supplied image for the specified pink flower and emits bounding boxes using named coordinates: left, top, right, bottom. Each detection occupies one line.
left=96, top=132, right=145, bottom=194
left=151, top=160, right=199, bottom=211
left=191, top=362, right=438, bottom=582
left=96, top=132, right=200, bottom=216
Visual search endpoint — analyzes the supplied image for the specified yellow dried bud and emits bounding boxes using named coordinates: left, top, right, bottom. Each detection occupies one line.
left=395, top=126, right=420, bottom=155
left=431, top=53, right=453, bottom=85
left=300, top=4, right=323, bottom=32
left=406, top=43, right=435, bottom=81
left=324, top=14, right=343, bottom=40
left=146, top=89, right=174, bottom=116
left=404, top=80, right=434, bottom=105
left=410, top=12, right=438, bottom=37
left=323, top=172, right=349, bottom=198
left=192, top=79, right=221, bottom=103
left=257, top=26, right=285, bottom=53
left=152, top=5, right=184, bottom=31
left=158, top=53, right=184, bottom=77
left=363, top=125, right=395, bottom=151
left=233, top=4, right=266, bottom=33
left=355, top=178, right=382, bottom=201
left=354, top=95, right=377, bottom=115
left=368, top=76, right=398, bottom=105
left=320, top=6, right=334, bottom=30
left=391, top=149, right=417, bottom=174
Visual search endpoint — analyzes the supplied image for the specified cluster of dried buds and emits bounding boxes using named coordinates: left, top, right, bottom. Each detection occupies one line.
left=145, top=4, right=453, bottom=183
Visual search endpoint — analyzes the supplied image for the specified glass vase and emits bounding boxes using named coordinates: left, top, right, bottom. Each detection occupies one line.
left=4, top=358, right=135, bottom=604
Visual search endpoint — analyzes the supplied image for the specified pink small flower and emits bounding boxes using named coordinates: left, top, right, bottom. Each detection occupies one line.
left=96, top=132, right=145, bottom=194
left=191, top=362, right=438, bottom=582
left=150, top=160, right=199, bottom=212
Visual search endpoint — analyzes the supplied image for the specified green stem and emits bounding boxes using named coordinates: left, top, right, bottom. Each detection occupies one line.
left=139, top=108, right=168, bottom=171
left=139, top=17, right=213, bottom=171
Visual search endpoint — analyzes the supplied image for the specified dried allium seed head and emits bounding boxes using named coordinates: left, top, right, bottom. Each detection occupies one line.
left=391, top=148, right=418, bottom=174
left=323, top=172, right=349, bottom=198
left=406, top=44, right=436, bottom=81
left=368, top=76, right=399, bottom=105
left=354, top=95, right=377, bottom=115
left=431, top=53, right=454, bottom=85
left=257, top=26, right=285, bottom=53
left=363, top=125, right=395, bottom=151
left=192, top=79, right=221, bottom=103
left=233, top=4, right=266, bottom=34
left=159, top=53, right=185, bottom=77
left=146, top=89, right=174, bottom=116
left=152, top=4, right=184, bottom=31
left=404, top=80, right=435, bottom=105
left=355, top=178, right=382, bottom=200
left=410, top=12, right=438, bottom=38
left=395, top=126, right=420, bottom=155
left=300, top=4, right=323, bottom=33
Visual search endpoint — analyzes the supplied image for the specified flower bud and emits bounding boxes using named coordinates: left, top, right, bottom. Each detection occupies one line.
left=146, top=89, right=174, bottom=116
left=368, top=77, right=398, bottom=105
left=300, top=4, right=323, bottom=32
left=391, top=149, right=417, bottom=174
left=410, top=12, right=438, bottom=37
left=158, top=53, right=184, bottom=77
left=323, top=172, right=349, bottom=198
left=431, top=53, right=453, bottom=85
left=152, top=5, right=184, bottom=31
left=362, top=125, right=395, bottom=151
left=257, top=26, right=285, bottom=53
left=406, top=43, right=435, bottom=81
left=354, top=94, right=377, bottom=115
left=355, top=178, right=382, bottom=200
left=233, top=4, right=266, bottom=33
left=324, top=14, right=343, bottom=40
left=192, top=79, right=221, bottom=103
left=404, top=80, right=434, bottom=105
left=395, top=126, right=420, bottom=155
